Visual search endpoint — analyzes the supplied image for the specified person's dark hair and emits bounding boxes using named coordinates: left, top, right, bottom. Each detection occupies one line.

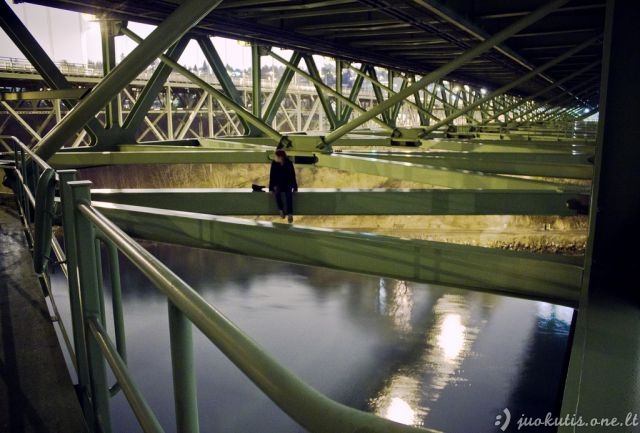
left=275, top=149, right=287, bottom=158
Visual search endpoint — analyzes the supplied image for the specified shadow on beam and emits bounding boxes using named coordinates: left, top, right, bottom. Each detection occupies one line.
left=93, top=202, right=583, bottom=306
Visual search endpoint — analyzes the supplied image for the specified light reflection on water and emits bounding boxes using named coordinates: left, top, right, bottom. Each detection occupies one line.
left=370, top=293, right=479, bottom=428
left=51, top=241, right=574, bottom=433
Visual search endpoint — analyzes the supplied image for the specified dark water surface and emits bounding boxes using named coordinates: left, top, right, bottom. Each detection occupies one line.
left=52, top=241, right=574, bottom=433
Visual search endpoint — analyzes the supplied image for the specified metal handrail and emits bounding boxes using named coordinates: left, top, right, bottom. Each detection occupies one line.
left=75, top=198, right=434, bottom=433
left=0, top=135, right=52, bottom=170
left=88, top=317, right=164, bottom=433
left=0, top=135, right=78, bottom=378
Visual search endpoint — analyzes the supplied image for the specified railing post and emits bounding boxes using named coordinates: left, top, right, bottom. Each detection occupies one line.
left=103, top=236, right=126, bottom=362
left=59, top=170, right=94, bottom=424
left=94, top=238, right=107, bottom=326
left=18, top=147, right=33, bottom=230
left=66, top=179, right=112, bottom=433
left=11, top=143, right=26, bottom=224
left=168, top=300, right=199, bottom=433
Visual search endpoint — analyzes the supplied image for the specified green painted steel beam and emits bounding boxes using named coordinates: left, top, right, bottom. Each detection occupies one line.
left=93, top=202, right=582, bottom=306
left=343, top=150, right=593, bottom=164
left=335, top=61, right=343, bottom=121
left=252, top=43, right=262, bottom=119
left=1, top=101, right=43, bottom=141
left=483, top=62, right=601, bottom=124
left=197, top=36, right=258, bottom=136
left=118, top=139, right=273, bottom=151
left=0, top=0, right=103, bottom=143
left=197, top=36, right=243, bottom=105
left=33, top=0, right=225, bottom=160
left=339, top=63, right=366, bottom=124
left=268, top=51, right=391, bottom=130
left=121, top=37, right=190, bottom=140
left=520, top=77, right=600, bottom=123
left=302, top=54, right=340, bottom=129
left=347, top=66, right=440, bottom=124
left=49, top=149, right=270, bottom=168
left=263, top=52, right=303, bottom=126
left=223, top=133, right=393, bottom=147
left=315, top=153, right=581, bottom=190
left=90, top=188, right=589, bottom=216
left=423, top=35, right=602, bottom=134
left=321, top=0, right=572, bottom=146
left=366, top=65, right=394, bottom=126
left=121, top=28, right=283, bottom=144
left=422, top=139, right=594, bottom=154
left=389, top=72, right=407, bottom=122
left=0, top=88, right=90, bottom=101
left=100, top=19, right=119, bottom=130
left=340, top=151, right=594, bottom=179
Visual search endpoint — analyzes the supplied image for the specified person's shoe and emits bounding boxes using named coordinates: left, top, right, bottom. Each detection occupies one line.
left=279, top=210, right=285, bottom=218
left=287, top=214, right=293, bottom=223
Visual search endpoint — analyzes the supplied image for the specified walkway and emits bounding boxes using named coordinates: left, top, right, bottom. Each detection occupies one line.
left=0, top=195, right=87, bottom=433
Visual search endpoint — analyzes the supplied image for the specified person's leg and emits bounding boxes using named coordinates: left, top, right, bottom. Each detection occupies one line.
left=284, top=189, right=293, bottom=222
left=273, top=186, right=285, bottom=217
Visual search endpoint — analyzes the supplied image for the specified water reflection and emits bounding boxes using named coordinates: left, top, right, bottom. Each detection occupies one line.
left=378, top=279, right=415, bottom=333
left=437, top=314, right=465, bottom=361
left=370, top=294, right=478, bottom=428
left=50, top=241, right=574, bottom=433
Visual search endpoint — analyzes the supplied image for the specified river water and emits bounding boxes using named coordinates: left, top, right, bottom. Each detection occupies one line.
left=51, top=241, right=574, bottom=433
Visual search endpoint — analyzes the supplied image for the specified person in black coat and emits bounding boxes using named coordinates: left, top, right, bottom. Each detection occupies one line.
left=269, top=150, right=298, bottom=223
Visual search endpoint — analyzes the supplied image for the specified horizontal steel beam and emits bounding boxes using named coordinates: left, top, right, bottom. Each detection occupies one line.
left=0, top=88, right=90, bottom=101
left=316, top=154, right=586, bottom=190
left=90, top=188, right=589, bottom=216
left=343, top=150, right=593, bottom=164
left=93, top=202, right=583, bottom=305
left=422, top=139, right=595, bottom=154
left=341, top=151, right=593, bottom=179
left=49, top=149, right=271, bottom=168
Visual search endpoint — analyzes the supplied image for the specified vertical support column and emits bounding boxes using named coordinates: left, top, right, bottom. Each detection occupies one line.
left=559, top=3, right=640, bottom=428
left=207, top=94, right=214, bottom=136
left=251, top=43, right=262, bottom=118
left=166, top=84, right=174, bottom=139
left=335, top=60, right=343, bottom=120
left=117, top=93, right=124, bottom=126
left=66, top=180, right=111, bottom=433
left=168, top=301, right=199, bottom=433
left=586, top=0, right=640, bottom=298
left=54, top=99, right=62, bottom=123
left=100, top=19, right=119, bottom=129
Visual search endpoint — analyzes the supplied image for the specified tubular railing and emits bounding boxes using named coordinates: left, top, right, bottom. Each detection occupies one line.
left=50, top=170, right=437, bottom=433
left=0, top=135, right=76, bottom=367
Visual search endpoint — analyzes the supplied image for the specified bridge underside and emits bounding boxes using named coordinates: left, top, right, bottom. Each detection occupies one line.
left=1, top=0, right=638, bottom=432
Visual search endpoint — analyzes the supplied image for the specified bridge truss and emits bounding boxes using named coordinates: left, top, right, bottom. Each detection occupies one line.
left=1, top=1, right=637, bottom=433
